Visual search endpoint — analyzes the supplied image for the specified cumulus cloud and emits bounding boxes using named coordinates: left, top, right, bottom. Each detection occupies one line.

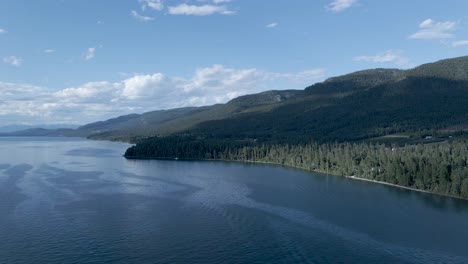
left=44, top=49, right=55, bottom=53
left=54, top=82, right=120, bottom=103
left=197, top=0, right=233, bottom=4
left=131, top=10, right=154, bottom=21
left=168, top=4, right=234, bottom=16
left=452, top=40, right=468, bottom=47
left=266, top=22, right=279, bottom=28
left=409, top=19, right=457, bottom=39
left=122, top=73, right=174, bottom=99
left=326, top=0, right=357, bottom=13
left=355, top=50, right=411, bottom=67
left=212, top=0, right=232, bottom=3
left=83, top=48, right=96, bottom=61
left=139, top=0, right=164, bottom=11
left=3, top=56, right=23, bottom=67
left=0, top=28, right=7, bottom=34
left=139, top=0, right=236, bottom=16
left=0, top=82, right=44, bottom=98
left=0, top=82, right=54, bottom=123
left=0, top=65, right=325, bottom=125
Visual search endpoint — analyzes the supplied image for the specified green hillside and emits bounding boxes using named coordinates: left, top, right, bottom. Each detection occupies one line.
left=78, top=90, right=301, bottom=141
left=190, top=76, right=467, bottom=143
left=408, top=56, right=468, bottom=81
left=174, top=57, right=466, bottom=143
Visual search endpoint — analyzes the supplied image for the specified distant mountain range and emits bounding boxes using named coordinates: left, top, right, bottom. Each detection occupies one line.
left=0, top=124, right=77, bottom=134
left=3, top=56, right=468, bottom=143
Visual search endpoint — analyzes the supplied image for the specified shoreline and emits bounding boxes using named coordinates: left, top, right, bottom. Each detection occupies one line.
left=345, top=175, right=430, bottom=195
left=344, top=176, right=468, bottom=201
left=125, top=155, right=468, bottom=201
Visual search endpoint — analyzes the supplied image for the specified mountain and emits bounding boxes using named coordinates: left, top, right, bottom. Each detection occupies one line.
left=184, top=57, right=468, bottom=142
left=0, top=124, right=78, bottom=133
left=0, top=128, right=75, bottom=137
left=4, top=56, right=467, bottom=143
left=407, top=56, right=468, bottom=81
left=73, top=90, right=300, bottom=141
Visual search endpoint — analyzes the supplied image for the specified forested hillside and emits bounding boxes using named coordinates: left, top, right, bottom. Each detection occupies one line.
left=189, top=76, right=468, bottom=143
left=79, top=90, right=300, bottom=141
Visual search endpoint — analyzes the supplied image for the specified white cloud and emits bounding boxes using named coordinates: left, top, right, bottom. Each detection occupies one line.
left=122, top=73, right=171, bottom=99
left=0, top=65, right=325, bottom=125
left=139, top=0, right=164, bottom=11
left=44, top=49, right=55, bottom=53
left=54, top=82, right=119, bottom=102
left=452, top=40, right=468, bottom=47
left=3, top=56, right=23, bottom=67
left=168, top=4, right=234, bottom=16
left=0, top=28, right=7, bottom=34
left=355, top=50, right=411, bottom=67
left=326, top=0, right=357, bottom=13
left=197, top=0, right=233, bottom=3
left=0, top=82, right=53, bottom=123
left=409, top=19, right=457, bottom=39
left=83, top=48, right=96, bottom=61
left=266, top=22, right=279, bottom=28
left=181, top=65, right=262, bottom=98
left=0, top=82, right=44, bottom=98
left=131, top=10, right=154, bottom=21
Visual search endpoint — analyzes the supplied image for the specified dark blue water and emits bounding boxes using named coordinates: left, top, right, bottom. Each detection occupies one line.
left=0, top=137, right=467, bottom=263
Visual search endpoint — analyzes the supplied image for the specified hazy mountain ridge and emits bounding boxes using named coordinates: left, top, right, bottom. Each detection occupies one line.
left=0, top=124, right=78, bottom=133
left=0, top=128, right=75, bottom=137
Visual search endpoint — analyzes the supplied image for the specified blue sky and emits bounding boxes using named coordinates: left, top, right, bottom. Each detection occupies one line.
left=1, top=0, right=468, bottom=125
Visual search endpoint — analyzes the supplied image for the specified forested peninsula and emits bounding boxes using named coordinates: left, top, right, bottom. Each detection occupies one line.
left=125, top=137, right=468, bottom=199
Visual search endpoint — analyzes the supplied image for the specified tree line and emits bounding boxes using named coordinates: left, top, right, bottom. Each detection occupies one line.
left=125, top=137, right=468, bottom=199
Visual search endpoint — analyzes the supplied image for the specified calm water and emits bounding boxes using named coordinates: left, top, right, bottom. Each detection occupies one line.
left=0, top=137, right=467, bottom=264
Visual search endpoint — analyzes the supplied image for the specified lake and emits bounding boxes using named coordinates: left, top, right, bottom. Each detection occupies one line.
left=0, top=137, right=467, bottom=263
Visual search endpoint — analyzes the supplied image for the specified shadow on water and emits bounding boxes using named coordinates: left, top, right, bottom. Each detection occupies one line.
left=118, top=171, right=202, bottom=197
left=34, top=165, right=196, bottom=208
left=67, top=161, right=86, bottom=165
left=55, top=192, right=181, bottom=216
left=382, top=182, right=468, bottom=213
left=333, top=174, right=468, bottom=215
left=20, top=146, right=53, bottom=149
left=0, top=164, right=33, bottom=219
left=36, top=164, right=115, bottom=196
left=0, top=164, right=11, bottom=170
left=64, top=148, right=118, bottom=157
